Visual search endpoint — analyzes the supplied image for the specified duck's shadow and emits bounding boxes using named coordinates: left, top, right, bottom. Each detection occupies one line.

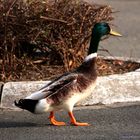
left=0, top=121, right=51, bottom=128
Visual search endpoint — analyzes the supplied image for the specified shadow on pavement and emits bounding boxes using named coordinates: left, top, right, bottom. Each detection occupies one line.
left=0, top=121, right=53, bottom=128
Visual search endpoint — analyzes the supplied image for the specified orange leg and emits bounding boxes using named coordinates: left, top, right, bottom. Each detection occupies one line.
left=68, top=112, right=90, bottom=126
left=49, top=111, right=66, bottom=126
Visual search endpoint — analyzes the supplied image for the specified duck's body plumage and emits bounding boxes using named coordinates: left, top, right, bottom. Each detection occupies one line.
left=24, top=53, right=97, bottom=113
left=15, top=23, right=121, bottom=126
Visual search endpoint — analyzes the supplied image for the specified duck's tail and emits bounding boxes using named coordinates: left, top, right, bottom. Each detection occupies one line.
left=14, top=98, right=48, bottom=114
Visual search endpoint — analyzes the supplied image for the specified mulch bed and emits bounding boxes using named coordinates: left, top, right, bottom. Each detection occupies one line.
left=1, top=57, right=139, bottom=82
left=1, top=0, right=140, bottom=82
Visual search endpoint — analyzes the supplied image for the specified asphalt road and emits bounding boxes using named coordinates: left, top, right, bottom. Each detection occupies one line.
left=0, top=104, right=140, bottom=140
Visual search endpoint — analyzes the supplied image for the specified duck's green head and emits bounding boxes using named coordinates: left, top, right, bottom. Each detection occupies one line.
left=92, top=22, right=122, bottom=37
left=88, top=22, right=122, bottom=55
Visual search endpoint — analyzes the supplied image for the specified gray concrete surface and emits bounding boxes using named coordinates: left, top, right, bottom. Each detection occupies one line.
left=0, top=103, right=140, bottom=140
left=86, top=0, right=140, bottom=59
left=1, top=66, right=140, bottom=109
left=0, top=81, right=50, bottom=110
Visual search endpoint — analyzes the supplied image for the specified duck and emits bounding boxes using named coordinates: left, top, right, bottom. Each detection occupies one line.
left=14, top=22, right=121, bottom=126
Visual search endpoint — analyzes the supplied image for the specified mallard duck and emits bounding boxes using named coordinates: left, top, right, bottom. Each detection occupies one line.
left=15, top=22, right=121, bottom=126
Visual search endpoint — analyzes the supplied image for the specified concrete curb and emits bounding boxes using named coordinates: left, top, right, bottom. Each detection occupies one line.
left=0, top=56, right=140, bottom=110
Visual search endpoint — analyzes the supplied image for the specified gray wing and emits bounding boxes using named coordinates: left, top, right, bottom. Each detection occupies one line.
left=39, top=71, right=71, bottom=91
left=26, top=72, right=79, bottom=100
left=41, top=73, right=79, bottom=98
left=44, top=73, right=92, bottom=104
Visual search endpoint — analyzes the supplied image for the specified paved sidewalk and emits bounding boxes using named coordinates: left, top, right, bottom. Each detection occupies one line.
left=86, top=0, right=140, bottom=58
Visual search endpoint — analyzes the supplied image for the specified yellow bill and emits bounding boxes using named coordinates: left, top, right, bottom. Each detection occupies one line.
left=110, top=29, right=122, bottom=36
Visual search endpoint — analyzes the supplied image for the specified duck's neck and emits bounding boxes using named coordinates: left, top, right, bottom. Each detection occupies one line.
left=84, top=35, right=101, bottom=62
left=78, top=34, right=101, bottom=74
left=78, top=35, right=101, bottom=76
left=88, top=34, right=101, bottom=55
